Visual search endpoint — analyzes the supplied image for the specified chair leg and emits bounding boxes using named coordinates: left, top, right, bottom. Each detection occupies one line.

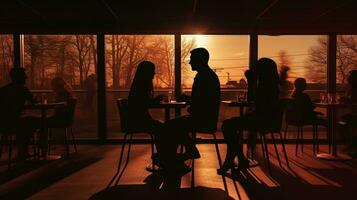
left=8, top=135, right=13, bottom=170
left=295, top=127, right=300, bottom=156
left=284, top=124, right=289, bottom=141
left=279, top=131, right=290, bottom=168
left=64, top=128, right=70, bottom=157
left=117, top=133, right=129, bottom=174
left=70, top=128, right=77, bottom=153
left=316, top=125, right=319, bottom=153
left=213, top=133, right=228, bottom=194
left=312, top=125, right=316, bottom=154
left=271, top=133, right=282, bottom=168
left=191, top=131, right=196, bottom=189
left=0, top=134, right=4, bottom=159
left=260, top=134, right=266, bottom=160
left=301, top=127, right=304, bottom=153
left=262, top=134, right=272, bottom=175
left=48, top=128, right=52, bottom=156
left=149, top=134, right=155, bottom=176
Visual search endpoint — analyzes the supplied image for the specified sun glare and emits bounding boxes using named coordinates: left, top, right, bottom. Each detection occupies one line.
left=194, top=35, right=208, bottom=47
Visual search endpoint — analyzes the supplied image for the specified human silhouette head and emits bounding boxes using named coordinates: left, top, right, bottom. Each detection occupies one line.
left=255, top=58, right=279, bottom=87
left=51, top=77, right=71, bottom=94
left=189, top=48, right=210, bottom=71
left=131, top=61, right=156, bottom=95
left=294, top=78, right=307, bottom=92
left=10, top=67, right=27, bottom=85
left=135, top=61, right=155, bottom=81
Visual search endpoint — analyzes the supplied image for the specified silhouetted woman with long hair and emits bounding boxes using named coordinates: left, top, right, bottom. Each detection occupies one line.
left=218, top=58, right=280, bottom=174
left=127, top=61, right=163, bottom=134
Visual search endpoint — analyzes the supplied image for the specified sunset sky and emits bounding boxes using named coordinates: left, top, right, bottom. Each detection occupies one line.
left=181, top=35, right=324, bottom=86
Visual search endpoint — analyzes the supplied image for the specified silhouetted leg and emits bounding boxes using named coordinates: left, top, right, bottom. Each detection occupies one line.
left=271, top=132, right=282, bottom=168
left=295, top=127, right=300, bottom=156
left=279, top=131, right=290, bottom=168
left=70, top=128, right=77, bottom=153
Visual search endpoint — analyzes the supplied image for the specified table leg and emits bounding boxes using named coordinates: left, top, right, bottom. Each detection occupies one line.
left=317, top=106, right=352, bottom=161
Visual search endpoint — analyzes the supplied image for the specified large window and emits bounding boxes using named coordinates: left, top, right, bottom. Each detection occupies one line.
left=24, top=35, right=98, bottom=138
left=105, top=35, right=174, bottom=138
left=259, top=35, right=328, bottom=139
left=0, top=35, right=13, bottom=87
left=259, top=35, right=328, bottom=99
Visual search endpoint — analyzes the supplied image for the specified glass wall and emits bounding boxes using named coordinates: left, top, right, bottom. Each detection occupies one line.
left=105, top=35, right=174, bottom=138
left=23, top=35, right=98, bottom=138
left=259, top=35, right=328, bottom=139
left=0, top=35, right=13, bottom=87
left=181, top=35, right=250, bottom=135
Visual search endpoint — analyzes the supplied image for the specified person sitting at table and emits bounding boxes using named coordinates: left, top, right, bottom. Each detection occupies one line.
left=126, top=61, right=163, bottom=136
left=218, top=58, right=280, bottom=174
left=24, top=77, right=75, bottom=157
left=339, top=70, right=357, bottom=157
left=0, top=67, right=36, bottom=161
left=155, top=48, right=221, bottom=176
left=290, top=78, right=327, bottom=127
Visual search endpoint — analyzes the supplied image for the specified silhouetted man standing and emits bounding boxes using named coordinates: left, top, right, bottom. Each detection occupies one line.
left=0, top=68, right=35, bottom=160
left=156, top=48, right=221, bottom=178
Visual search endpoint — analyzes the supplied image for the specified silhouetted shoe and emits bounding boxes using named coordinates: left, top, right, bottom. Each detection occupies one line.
left=174, top=163, right=192, bottom=177
left=217, top=159, right=235, bottom=175
left=182, top=147, right=201, bottom=160
left=236, top=158, right=249, bottom=171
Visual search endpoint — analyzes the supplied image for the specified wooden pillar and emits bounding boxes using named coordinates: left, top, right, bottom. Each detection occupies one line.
left=249, top=34, right=258, bottom=70
left=327, top=33, right=337, bottom=94
left=174, top=34, right=182, bottom=116
left=97, top=33, right=107, bottom=142
left=13, top=34, right=24, bottom=68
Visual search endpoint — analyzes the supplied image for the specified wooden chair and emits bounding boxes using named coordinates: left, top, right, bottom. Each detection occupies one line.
left=256, top=101, right=290, bottom=175
left=47, top=98, right=78, bottom=157
left=114, top=98, right=156, bottom=184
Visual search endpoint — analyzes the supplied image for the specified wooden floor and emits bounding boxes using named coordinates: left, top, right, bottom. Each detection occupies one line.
left=0, top=143, right=356, bottom=200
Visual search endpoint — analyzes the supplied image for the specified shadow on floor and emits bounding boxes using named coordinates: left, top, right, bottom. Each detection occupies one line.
left=0, top=154, right=101, bottom=200
left=90, top=185, right=234, bottom=200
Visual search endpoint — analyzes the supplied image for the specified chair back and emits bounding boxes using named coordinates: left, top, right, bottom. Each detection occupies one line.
left=285, top=98, right=305, bottom=126
left=116, top=98, right=129, bottom=133
left=258, top=99, right=286, bottom=133
left=63, top=98, right=77, bottom=126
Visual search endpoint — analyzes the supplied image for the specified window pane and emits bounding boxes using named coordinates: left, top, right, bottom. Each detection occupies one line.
left=105, top=35, right=174, bottom=138
left=0, top=35, right=13, bottom=87
left=181, top=35, right=250, bottom=137
left=24, top=35, right=98, bottom=138
left=259, top=35, right=328, bottom=139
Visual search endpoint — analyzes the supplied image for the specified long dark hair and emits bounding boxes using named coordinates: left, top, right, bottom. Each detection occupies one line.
left=129, top=61, right=155, bottom=100
left=256, top=57, right=280, bottom=91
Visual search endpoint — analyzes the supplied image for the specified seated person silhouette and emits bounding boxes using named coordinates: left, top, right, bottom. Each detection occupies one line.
left=0, top=67, right=36, bottom=161
left=155, top=48, right=221, bottom=176
left=219, top=58, right=280, bottom=174
left=339, top=70, right=357, bottom=157
left=24, top=77, right=76, bottom=157
left=290, top=78, right=327, bottom=127
left=126, top=61, right=163, bottom=134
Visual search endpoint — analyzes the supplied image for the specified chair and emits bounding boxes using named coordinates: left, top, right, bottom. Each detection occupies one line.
left=284, top=99, right=328, bottom=156
left=0, top=129, right=38, bottom=170
left=114, top=98, right=156, bottom=184
left=256, top=101, right=290, bottom=175
left=0, top=131, right=15, bottom=170
left=47, top=98, right=78, bottom=157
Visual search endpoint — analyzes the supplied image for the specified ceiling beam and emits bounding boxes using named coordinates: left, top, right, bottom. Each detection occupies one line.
left=315, top=0, right=352, bottom=20
left=15, top=0, right=45, bottom=21
left=99, top=0, right=120, bottom=21
left=256, top=0, right=280, bottom=19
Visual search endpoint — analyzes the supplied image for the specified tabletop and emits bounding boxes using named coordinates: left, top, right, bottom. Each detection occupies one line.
left=24, top=102, right=67, bottom=110
left=221, top=100, right=252, bottom=107
left=149, top=101, right=187, bottom=108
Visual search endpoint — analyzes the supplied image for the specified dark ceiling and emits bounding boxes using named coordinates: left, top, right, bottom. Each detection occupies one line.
left=0, top=0, right=356, bottom=34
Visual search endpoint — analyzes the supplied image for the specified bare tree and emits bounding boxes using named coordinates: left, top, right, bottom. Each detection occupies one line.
left=307, top=36, right=357, bottom=84
left=0, top=35, right=13, bottom=86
